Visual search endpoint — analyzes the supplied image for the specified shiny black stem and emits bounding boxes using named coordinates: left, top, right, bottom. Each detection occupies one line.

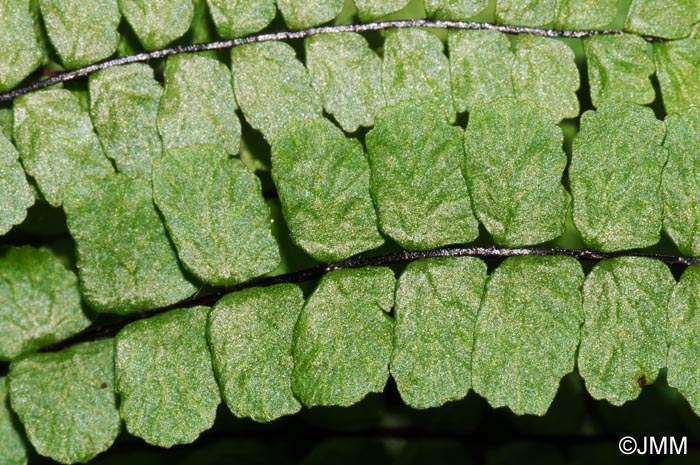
left=0, top=19, right=663, bottom=104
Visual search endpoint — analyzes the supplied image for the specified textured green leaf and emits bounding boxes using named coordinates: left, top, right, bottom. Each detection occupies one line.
left=556, top=0, right=618, bottom=29
left=115, top=306, right=219, bottom=447
left=662, top=109, right=700, bottom=257
left=654, top=36, right=700, bottom=115
left=271, top=119, right=382, bottom=262
left=425, top=0, right=488, bottom=20
left=0, top=246, right=90, bottom=361
left=510, top=372, right=585, bottom=437
left=366, top=104, right=477, bottom=250
left=276, top=0, right=344, bottom=29
left=231, top=41, right=322, bottom=143
left=0, top=377, right=26, bottom=465
left=266, top=197, right=322, bottom=275
left=511, top=36, right=580, bottom=122
left=158, top=54, right=240, bottom=154
left=578, top=257, right=674, bottom=405
left=118, top=0, right=194, bottom=49
left=570, top=103, right=667, bottom=251
left=584, top=35, right=655, bottom=107
left=208, top=284, right=304, bottom=422
left=354, top=0, right=411, bottom=21
left=0, top=134, right=33, bottom=235
left=153, top=145, right=279, bottom=285
left=13, top=89, right=113, bottom=207
left=206, top=0, right=275, bottom=38
left=8, top=339, right=120, bottom=464
left=382, top=29, right=455, bottom=122
left=0, top=108, right=12, bottom=141
left=496, top=0, right=557, bottom=27
left=448, top=30, right=514, bottom=113
left=305, top=33, right=386, bottom=132
left=189, top=0, right=216, bottom=48
left=38, top=0, right=120, bottom=68
left=88, top=63, right=163, bottom=179
left=391, top=257, right=487, bottom=409
left=625, top=0, right=700, bottom=39
left=471, top=256, right=584, bottom=415
left=292, top=267, right=394, bottom=407
left=300, top=394, right=384, bottom=431
left=668, top=266, right=700, bottom=416
left=463, top=98, right=569, bottom=247
left=63, top=174, right=196, bottom=314
left=0, top=0, right=44, bottom=92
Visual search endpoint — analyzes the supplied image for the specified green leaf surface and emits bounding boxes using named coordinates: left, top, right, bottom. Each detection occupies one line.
left=0, top=108, right=12, bottom=140
left=276, top=0, right=344, bottom=29
left=0, top=134, right=33, bottom=235
left=667, top=266, right=700, bottom=416
left=118, top=0, right=194, bottom=49
left=0, top=0, right=44, bottom=92
left=266, top=198, right=321, bottom=276
left=0, top=246, right=90, bottom=361
left=471, top=256, right=584, bottom=415
left=625, top=0, right=700, bottom=39
left=463, top=98, right=569, bottom=247
left=206, top=0, right=276, bottom=38
left=189, top=0, right=216, bottom=49
left=208, top=284, right=304, bottom=422
left=115, top=306, right=220, bottom=447
left=584, top=35, right=655, bottom=107
left=496, top=0, right=557, bottom=27
left=88, top=64, right=163, bottom=179
left=153, top=145, right=279, bottom=286
left=382, top=29, right=455, bottom=123
left=271, top=119, right=383, bottom=262
left=305, top=32, right=386, bottom=132
left=391, top=257, right=487, bottom=409
left=654, top=36, right=700, bottom=115
left=578, top=257, right=674, bottom=405
left=0, top=377, right=26, bottom=465
left=366, top=104, right=478, bottom=250
left=449, top=30, right=514, bottom=113
left=8, top=339, right=120, bottom=464
left=511, top=35, right=580, bottom=122
left=231, top=41, right=322, bottom=143
left=354, top=0, right=411, bottom=21
left=292, top=267, right=395, bottom=407
left=63, top=174, right=196, bottom=314
left=662, top=109, right=700, bottom=257
left=570, top=103, right=667, bottom=251
left=158, top=54, right=240, bottom=154
left=13, top=89, right=114, bottom=207
left=38, top=0, right=120, bottom=68
left=556, top=0, right=618, bottom=29
left=425, top=0, right=488, bottom=20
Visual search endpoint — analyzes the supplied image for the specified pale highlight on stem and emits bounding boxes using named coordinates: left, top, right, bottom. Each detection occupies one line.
left=4, top=244, right=693, bottom=361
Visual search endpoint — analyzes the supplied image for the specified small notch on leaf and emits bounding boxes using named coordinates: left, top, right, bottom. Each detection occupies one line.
left=637, top=375, right=647, bottom=388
